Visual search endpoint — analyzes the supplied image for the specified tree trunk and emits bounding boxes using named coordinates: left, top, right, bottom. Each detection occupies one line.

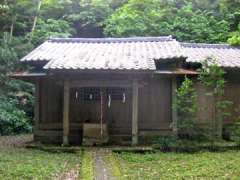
left=29, top=0, right=42, bottom=42
left=9, top=15, right=16, bottom=42
left=6, top=0, right=16, bottom=43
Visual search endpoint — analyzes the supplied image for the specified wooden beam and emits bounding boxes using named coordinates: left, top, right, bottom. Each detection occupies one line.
left=171, top=77, right=178, bottom=135
left=70, top=80, right=132, bottom=88
left=63, top=80, right=70, bottom=146
left=38, top=123, right=82, bottom=130
left=34, top=81, right=40, bottom=132
left=132, top=80, right=139, bottom=145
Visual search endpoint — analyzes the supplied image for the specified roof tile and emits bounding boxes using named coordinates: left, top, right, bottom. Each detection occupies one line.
left=181, top=43, right=240, bottom=68
left=20, top=37, right=240, bottom=70
left=21, top=36, right=185, bottom=71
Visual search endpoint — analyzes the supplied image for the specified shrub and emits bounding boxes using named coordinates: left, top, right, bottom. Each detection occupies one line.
left=222, top=125, right=232, bottom=141
left=153, top=136, right=201, bottom=152
left=231, top=117, right=240, bottom=147
left=0, top=96, right=31, bottom=135
left=153, top=136, right=178, bottom=152
left=173, top=76, right=197, bottom=138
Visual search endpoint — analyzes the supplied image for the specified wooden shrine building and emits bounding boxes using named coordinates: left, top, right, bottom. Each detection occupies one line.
left=12, top=36, right=240, bottom=145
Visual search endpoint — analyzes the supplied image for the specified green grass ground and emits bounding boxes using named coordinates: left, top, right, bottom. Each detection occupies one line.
left=115, top=151, right=240, bottom=179
left=80, top=150, right=94, bottom=180
left=0, top=148, right=81, bottom=179
left=1, top=135, right=240, bottom=179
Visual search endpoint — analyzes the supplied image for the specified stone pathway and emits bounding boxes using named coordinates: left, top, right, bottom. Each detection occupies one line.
left=92, top=148, right=113, bottom=180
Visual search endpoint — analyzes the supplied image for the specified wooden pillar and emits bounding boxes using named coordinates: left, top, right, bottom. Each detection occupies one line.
left=132, top=80, right=139, bottom=145
left=34, top=81, right=40, bottom=132
left=172, top=77, right=178, bottom=135
left=63, top=80, right=70, bottom=146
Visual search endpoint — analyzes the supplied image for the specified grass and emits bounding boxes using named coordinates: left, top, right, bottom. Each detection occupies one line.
left=0, top=147, right=81, bottom=179
left=80, top=150, right=94, bottom=180
left=104, top=152, right=122, bottom=178
left=116, top=151, right=240, bottom=179
left=2, top=134, right=240, bottom=179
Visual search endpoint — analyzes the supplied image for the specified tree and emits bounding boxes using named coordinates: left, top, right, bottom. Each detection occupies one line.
left=104, top=0, right=230, bottom=43
left=65, top=0, right=123, bottom=37
left=0, top=33, right=33, bottom=135
left=228, top=24, right=240, bottom=45
left=31, top=18, right=74, bottom=45
left=29, top=0, right=42, bottom=42
left=173, top=77, right=197, bottom=138
left=198, top=57, right=232, bottom=143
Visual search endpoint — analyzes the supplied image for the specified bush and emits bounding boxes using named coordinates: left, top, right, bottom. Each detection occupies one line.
left=153, top=136, right=202, bottom=152
left=230, top=121, right=240, bottom=147
left=152, top=136, right=178, bottom=152
left=0, top=96, right=32, bottom=135
left=176, top=139, right=199, bottom=152
left=222, top=126, right=232, bottom=141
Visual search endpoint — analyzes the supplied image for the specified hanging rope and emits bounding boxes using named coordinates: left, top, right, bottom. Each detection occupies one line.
left=108, top=94, right=111, bottom=108
left=122, top=92, right=126, bottom=103
left=100, top=90, right=103, bottom=137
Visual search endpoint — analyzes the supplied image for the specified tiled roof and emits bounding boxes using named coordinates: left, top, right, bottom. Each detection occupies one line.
left=20, top=36, right=240, bottom=70
left=181, top=43, right=240, bottom=68
left=21, top=36, right=185, bottom=71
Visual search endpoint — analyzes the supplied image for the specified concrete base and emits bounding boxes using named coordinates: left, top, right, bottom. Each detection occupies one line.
left=62, top=135, right=69, bottom=146
left=82, top=123, right=109, bottom=146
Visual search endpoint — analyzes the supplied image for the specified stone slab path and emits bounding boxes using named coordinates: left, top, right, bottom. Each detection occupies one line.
left=91, top=148, right=114, bottom=180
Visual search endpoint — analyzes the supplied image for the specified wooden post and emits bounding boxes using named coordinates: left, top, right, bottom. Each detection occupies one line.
left=132, top=80, right=139, bottom=145
left=63, top=80, right=70, bottom=146
left=172, top=77, right=178, bottom=135
left=34, top=81, right=40, bottom=132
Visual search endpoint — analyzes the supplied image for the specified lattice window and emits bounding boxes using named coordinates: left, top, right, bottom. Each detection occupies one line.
left=74, top=87, right=127, bottom=102
left=107, top=88, right=126, bottom=100
left=74, top=87, right=101, bottom=101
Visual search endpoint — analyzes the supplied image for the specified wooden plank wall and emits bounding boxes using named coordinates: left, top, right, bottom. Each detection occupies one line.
left=194, top=72, right=240, bottom=125
left=40, top=79, right=63, bottom=124
left=224, top=73, right=240, bottom=123
left=106, top=88, right=132, bottom=136
left=194, top=82, right=215, bottom=124
left=138, top=77, right=172, bottom=133
left=35, top=79, right=63, bottom=143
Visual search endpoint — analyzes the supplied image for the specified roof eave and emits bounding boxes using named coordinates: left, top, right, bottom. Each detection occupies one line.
left=45, top=68, right=155, bottom=74
left=9, top=72, right=47, bottom=82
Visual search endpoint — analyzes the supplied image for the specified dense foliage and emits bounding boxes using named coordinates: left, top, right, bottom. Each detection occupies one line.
left=0, top=34, right=33, bottom=135
left=104, top=1, right=230, bottom=43
left=0, top=0, right=239, bottom=134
